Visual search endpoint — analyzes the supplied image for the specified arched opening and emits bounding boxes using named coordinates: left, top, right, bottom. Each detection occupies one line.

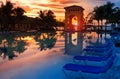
left=67, top=15, right=78, bottom=31
left=72, top=16, right=78, bottom=26
left=72, top=16, right=78, bottom=31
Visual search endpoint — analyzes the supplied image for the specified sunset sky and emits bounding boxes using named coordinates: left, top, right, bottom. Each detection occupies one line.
left=1, top=0, right=120, bottom=20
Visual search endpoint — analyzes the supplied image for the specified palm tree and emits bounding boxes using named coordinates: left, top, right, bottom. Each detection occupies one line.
left=38, top=10, right=46, bottom=28
left=1, top=1, right=14, bottom=30
left=103, top=2, right=115, bottom=30
left=93, top=6, right=105, bottom=30
left=115, top=8, right=120, bottom=25
left=92, top=2, right=117, bottom=31
left=12, top=7, right=25, bottom=31
left=1, top=1, right=13, bottom=18
left=38, top=10, right=57, bottom=30
left=13, top=7, right=25, bottom=21
left=109, top=7, right=120, bottom=31
left=46, top=10, right=56, bottom=27
left=110, top=7, right=120, bottom=23
left=104, top=2, right=115, bottom=23
left=0, top=1, right=26, bottom=31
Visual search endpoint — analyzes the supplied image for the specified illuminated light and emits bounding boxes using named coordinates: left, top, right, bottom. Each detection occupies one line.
left=72, top=16, right=78, bottom=26
left=74, top=22, right=78, bottom=26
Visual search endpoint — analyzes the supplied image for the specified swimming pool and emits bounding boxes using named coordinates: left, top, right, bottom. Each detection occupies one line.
left=0, top=31, right=120, bottom=79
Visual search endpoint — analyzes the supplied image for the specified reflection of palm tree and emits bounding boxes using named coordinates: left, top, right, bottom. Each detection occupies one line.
left=46, top=37, right=56, bottom=49
left=0, top=42, right=7, bottom=59
left=4, top=34, right=17, bottom=60
left=0, top=33, right=27, bottom=60
left=0, top=35, right=15, bottom=60
left=7, top=47, right=16, bottom=60
left=13, top=33, right=27, bottom=54
left=35, top=32, right=57, bottom=51
left=0, top=35, right=4, bottom=44
left=14, top=40, right=27, bottom=54
left=45, top=32, right=57, bottom=49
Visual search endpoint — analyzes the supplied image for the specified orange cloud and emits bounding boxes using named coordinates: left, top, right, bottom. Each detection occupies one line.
left=31, top=3, right=63, bottom=9
left=7, top=0, right=119, bottom=19
left=20, top=6, right=32, bottom=12
left=49, top=0, right=78, bottom=4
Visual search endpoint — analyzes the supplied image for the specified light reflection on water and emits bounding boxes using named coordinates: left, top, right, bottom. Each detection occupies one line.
left=0, top=31, right=117, bottom=63
left=0, top=31, right=61, bottom=62
left=64, top=31, right=112, bottom=55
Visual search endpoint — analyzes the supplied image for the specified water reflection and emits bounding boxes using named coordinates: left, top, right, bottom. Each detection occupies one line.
left=0, top=31, right=59, bottom=61
left=35, top=32, right=57, bottom=51
left=65, top=32, right=83, bottom=55
left=0, top=33, right=27, bottom=60
left=110, top=32, right=120, bottom=47
left=64, top=31, right=111, bottom=55
left=0, top=31, right=113, bottom=61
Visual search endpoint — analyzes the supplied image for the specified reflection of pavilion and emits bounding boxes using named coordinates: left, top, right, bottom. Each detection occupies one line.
left=64, top=5, right=84, bottom=31
left=64, top=5, right=84, bottom=55
left=65, top=32, right=83, bottom=55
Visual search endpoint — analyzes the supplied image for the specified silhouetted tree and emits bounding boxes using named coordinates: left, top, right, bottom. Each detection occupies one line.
left=13, top=7, right=25, bottom=21
left=109, top=7, right=120, bottom=24
left=93, top=6, right=105, bottom=30
left=38, top=10, right=57, bottom=30
left=104, top=2, right=115, bottom=23
left=0, top=1, right=27, bottom=31
left=91, top=2, right=119, bottom=31
left=0, top=1, right=14, bottom=30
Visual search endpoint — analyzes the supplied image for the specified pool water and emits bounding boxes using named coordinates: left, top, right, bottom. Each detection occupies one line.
left=0, top=31, right=120, bottom=79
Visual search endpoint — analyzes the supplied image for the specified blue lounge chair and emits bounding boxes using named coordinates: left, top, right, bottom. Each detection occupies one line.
left=86, top=44, right=112, bottom=49
left=86, top=41, right=113, bottom=48
left=63, top=55, right=116, bottom=74
left=73, top=49, right=113, bottom=62
left=84, top=44, right=114, bottom=53
left=83, top=48, right=109, bottom=52
left=85, top=41, right=114, bottom=50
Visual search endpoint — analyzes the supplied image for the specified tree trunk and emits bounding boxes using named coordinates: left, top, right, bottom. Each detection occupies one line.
left=97, top=20, right=100, bottom=30
left=101, top=20, right=103, bottom=30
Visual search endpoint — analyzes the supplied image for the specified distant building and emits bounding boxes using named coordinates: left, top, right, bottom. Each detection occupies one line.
left=64, top=5, right=84, bottom=31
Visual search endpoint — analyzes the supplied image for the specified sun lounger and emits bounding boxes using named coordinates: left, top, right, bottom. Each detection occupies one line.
left=86, top=44, right=112, bottom=49
left=63, top=55, right=116, bottom=74
left=86, top=42, right=113, bottom=48
left=73, top=50, right=113, bottom=62
left=83, top=48, right=109, bottom=52
left=83, top=44, right=114, bottom=53
left=84, top=41, right=114, bottom=53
